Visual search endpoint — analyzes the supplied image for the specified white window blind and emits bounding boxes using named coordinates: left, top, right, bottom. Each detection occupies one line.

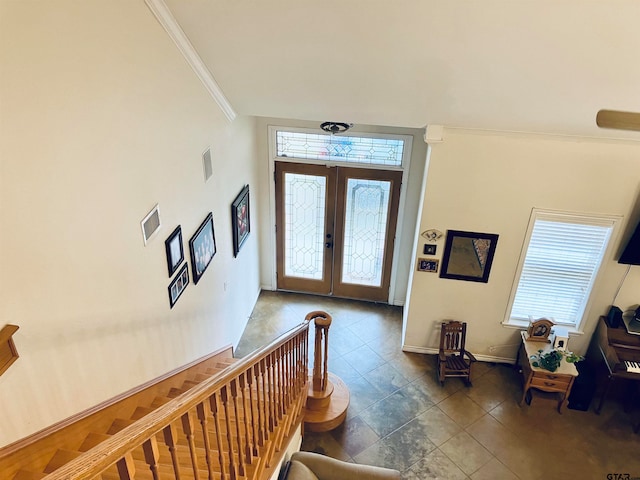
left=508, top=211, right=617, bottom=328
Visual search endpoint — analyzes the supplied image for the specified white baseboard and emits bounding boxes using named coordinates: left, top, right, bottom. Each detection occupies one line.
left=401, top=344, right=516, bottom=365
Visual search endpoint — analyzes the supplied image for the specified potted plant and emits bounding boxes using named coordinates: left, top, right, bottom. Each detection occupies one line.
left=530, top=349, right=583, bottom=372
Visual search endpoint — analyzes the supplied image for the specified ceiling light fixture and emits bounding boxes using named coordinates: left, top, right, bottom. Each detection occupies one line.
left=320, top=121, right=353, bottom=134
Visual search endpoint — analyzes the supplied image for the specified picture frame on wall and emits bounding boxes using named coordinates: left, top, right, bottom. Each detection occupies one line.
left=168, top=263, right=189, bottom=308
left=231, top=185, right=250, bottom=257
left=439, top=230, right=499, bottom=283
left=417, top=258, right=439, bottom=273
left=189, top=213, right=217, bottom=284
left=164, top=226, right=184, bottom=277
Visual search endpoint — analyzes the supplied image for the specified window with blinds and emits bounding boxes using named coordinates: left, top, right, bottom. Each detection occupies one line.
left=506, top=210, right=619, bottom=329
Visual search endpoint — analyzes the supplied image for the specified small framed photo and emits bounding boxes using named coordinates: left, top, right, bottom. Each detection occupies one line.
left=423, top=244, right=437, bottom=255
left=189, top=213, right=217, bottom=284
left=165, top=226, right=184, bottom=277
left=417, top=257, right=439, bottom=273
left=168, top=263, right=189, bottom=308
left=231, top=185, right=250, bottom=257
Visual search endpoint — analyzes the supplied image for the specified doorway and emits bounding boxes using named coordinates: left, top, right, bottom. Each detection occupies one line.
left=275, top=161, right=402, bottom=302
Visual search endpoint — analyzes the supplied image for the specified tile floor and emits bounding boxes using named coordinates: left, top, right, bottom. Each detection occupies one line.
left=235, top=291, right=640, bottom=480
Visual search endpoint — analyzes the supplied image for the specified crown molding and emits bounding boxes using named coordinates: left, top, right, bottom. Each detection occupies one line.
left=145, top=0, right=236, bottom=123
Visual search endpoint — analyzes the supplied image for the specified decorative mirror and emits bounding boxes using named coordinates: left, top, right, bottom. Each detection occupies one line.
left=439, top=230, right=499, bottom=283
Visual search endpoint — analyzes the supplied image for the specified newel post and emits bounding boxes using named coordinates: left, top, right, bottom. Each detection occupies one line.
left=303, top=311, right=349, bottom=432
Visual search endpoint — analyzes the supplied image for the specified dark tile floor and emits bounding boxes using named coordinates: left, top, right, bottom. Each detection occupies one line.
left=235, top=291, right=640, bottom=480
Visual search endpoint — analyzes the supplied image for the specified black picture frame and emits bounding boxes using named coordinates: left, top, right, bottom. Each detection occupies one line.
left=231, top=185, right=250, bottom=257
left=439, top=230, right=499, bottom=283
left=423, top=244, right=437, bottom=255
left=168, top=263, right=189, bottom=308
left=165, top=226, right=184, bottom=277
left=189, top=213, right=217, bottom=284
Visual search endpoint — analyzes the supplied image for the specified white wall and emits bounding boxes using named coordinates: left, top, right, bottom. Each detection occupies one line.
left=0, top=1, right=261, bottom=446
left=254, top=117, right=428, bottom=306
left=403, top=129, right=640, bottom=361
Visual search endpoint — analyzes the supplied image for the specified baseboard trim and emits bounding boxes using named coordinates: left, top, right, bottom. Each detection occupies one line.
left=402, top=344, right=515, bottom=364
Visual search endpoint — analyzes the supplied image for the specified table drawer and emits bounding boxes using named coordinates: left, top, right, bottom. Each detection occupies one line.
left=530, top=376, right=570, bottom=391
left=531, top=371, right=571, bottom=384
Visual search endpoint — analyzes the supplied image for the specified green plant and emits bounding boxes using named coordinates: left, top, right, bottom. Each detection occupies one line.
left=530, top=349, right=584, bottom=372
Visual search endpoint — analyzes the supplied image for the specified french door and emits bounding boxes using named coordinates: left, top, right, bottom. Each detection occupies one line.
left=275, top=162, right=402, bottom=302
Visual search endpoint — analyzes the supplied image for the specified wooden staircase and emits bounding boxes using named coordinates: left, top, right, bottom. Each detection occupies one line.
left=0, top=321, right=309, bottom=480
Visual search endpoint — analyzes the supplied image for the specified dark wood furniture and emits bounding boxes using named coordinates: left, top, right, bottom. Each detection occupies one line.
left=518, top=332, right=578, bottom=413
left=438, top=320, right=477, bottom=385
left=593, top=316, right=640, bottom=423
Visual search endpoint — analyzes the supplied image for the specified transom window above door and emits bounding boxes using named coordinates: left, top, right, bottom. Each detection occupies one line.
left=274, top=129, right=407, bottom=167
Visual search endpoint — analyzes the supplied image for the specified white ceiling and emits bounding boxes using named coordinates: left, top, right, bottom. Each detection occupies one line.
left=165, top=0, right=640, bottom=139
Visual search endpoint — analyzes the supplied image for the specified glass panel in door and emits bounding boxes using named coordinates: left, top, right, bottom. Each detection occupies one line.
left=341, top=178, right=391, bottom=287
left=284, top=173, right=326, bottom=280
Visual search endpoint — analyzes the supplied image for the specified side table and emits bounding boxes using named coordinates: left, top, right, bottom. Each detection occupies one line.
left=518, top=331, right=579, bottom=413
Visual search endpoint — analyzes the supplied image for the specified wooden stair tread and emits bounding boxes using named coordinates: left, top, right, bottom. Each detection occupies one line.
left=130, top=406, right=155, bottom=420
left=107, top=417, right=137, bottom=435
left=78, top=432, right=112, bottom=452
left=43, top=449, right=82, bottom=473
left=12, top=471, right=47, bottom=480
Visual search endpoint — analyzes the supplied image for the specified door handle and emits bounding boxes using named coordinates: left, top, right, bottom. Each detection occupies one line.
left=325, top=242, right=333, bottom=248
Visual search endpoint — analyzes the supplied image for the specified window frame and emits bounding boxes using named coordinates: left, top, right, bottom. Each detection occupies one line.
left=270, top=126, right=411, bottom=171
left=503, top=208, right=621, bottom=333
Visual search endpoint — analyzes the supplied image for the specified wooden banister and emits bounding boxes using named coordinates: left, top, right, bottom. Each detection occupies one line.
left=40, top=320, right=309, bottom=480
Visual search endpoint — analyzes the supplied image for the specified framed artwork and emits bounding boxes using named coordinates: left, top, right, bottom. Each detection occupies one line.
left=417, top=258, right=439, bottom=273
left=423, top=244, right=437, bottom=255
left=189, top=213, right=217, bottom=284
left=164, top=226, right=184, bottom=277
left=168, top=263, right=189, bottom=308
left=440, top=230, right=499, bottom=283
left=231, top=185, right=250, bottom=257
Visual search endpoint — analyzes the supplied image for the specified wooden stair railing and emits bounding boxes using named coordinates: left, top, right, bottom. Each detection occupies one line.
left=4, top=320, right=309, bottom=480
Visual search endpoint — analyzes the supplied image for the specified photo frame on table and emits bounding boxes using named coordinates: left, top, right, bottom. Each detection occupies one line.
left=231, top=185, right=250, bottom=257
left=439, top=230, right=499, bottom=283
left=189, top=213, right=217, bottom=284
left=164, top=226, right=184, bottom=277
left=168, top=263, right=189, bottom=308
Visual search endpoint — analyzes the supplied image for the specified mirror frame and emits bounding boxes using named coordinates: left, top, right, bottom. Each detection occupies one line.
left=439, top=230, right=499, bottom=283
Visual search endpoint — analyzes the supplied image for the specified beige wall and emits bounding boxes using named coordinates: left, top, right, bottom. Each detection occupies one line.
left=0, top=1, right=261, bottom=446
left=403, top=129, right=640, bottom=361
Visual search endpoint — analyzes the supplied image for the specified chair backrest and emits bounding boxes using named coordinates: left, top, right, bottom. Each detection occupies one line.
left=439, top=320, right=467, bottom=354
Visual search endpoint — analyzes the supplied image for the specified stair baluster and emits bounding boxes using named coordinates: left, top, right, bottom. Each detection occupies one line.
left=141, top=437, right=161, bottom=480
left=209, top=392, right=227, bottom=480
left=220, top=385, right=238, bottom=480
left=195, top=402, right=216, bottom=480
left=163, top=421, right=183, bottom=479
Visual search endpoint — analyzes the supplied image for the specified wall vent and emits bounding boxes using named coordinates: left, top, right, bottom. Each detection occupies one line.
left=203, top=148, right=213, bottom=182
left=141, top=204, right=161, bottom=245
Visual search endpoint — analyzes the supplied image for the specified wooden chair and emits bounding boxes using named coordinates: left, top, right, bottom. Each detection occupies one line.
left=438, top=320, right=477, bottom=386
